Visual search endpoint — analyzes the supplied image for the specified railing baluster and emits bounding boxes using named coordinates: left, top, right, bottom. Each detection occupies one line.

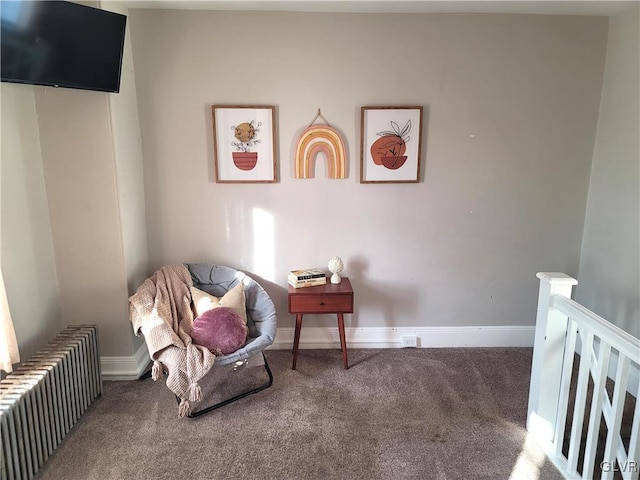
left=601, top=354, right=630, bottom=480
left=567, top=328, right=595, bottom=474
left=554, top=319, right=579, bottom=457
left=593, top=351, right=623, bottom=456
left=583, top=339, right=612, bottom=478
left=628, top=381, right=640, bottom=480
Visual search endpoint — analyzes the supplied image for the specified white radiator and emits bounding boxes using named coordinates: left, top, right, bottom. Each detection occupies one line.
left=0, top=325, right=102, bottom=480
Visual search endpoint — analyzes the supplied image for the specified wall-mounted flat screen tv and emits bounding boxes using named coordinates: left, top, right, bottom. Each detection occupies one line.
left=1, top=1, right=127, bottom=93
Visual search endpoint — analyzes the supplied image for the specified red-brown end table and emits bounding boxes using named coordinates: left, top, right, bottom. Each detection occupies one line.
left=288, top=277, right=354, bottom=370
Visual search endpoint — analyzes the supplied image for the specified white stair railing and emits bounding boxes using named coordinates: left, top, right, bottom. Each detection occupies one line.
left=528, top=273, right=640, bottom=480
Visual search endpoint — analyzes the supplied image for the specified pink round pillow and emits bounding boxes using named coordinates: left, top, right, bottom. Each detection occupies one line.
left=191, top=307, right=248, bottom=356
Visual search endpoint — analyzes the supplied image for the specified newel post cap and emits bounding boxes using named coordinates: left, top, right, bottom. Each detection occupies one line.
left=536, top=272, right=578, bottom=285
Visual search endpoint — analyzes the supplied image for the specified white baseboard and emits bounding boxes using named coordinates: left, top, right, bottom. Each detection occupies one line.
left=100, top=326, right=534, bottom=380
left=101, top=342, right=150, bottom=380
left=269, top=325, right=535, bottom=349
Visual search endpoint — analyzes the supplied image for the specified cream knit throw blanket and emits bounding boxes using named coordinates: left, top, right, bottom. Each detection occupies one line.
left=129, top=264, right=215, bottom=418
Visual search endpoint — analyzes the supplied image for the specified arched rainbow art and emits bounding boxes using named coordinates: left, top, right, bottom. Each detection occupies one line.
left=294, top=125, right=347, bottom=179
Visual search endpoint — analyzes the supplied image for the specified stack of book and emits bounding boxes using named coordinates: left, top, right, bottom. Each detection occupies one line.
left=288, top=268, right=327, bottom=288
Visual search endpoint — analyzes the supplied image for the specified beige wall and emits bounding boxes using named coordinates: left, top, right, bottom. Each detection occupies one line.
left=2, top=7, right=631, bottom=366
left=129, top=10, right=608, bottom=329
left=103, top=1, right=150, bottom=301
left=104, top=0, right=149, bottom=355
left=577, top=8, right=640, bottom=338
left=0, top=84, right=62, bottom=360
left=34, top=87, right=133, bottom=356
left=1, top=1, right=147, bottom=362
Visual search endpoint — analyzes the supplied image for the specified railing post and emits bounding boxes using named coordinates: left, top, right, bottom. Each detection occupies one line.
left=527, top=272, right=578, bottom=447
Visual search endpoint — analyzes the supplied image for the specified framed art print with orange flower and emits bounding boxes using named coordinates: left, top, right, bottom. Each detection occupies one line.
left=360, top=106, right=423, bottom=184
left=213, top=105, right=277, bottom=183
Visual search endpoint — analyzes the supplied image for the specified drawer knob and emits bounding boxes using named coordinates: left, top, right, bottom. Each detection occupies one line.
left=319, top=301, right=325, bottom=306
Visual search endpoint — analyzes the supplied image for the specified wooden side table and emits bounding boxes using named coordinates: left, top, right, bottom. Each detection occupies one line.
left=288, top=277, right=354, bottom=370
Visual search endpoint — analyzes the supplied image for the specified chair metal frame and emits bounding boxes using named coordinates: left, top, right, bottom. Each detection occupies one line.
left=175, top=351, right=273, bottom=418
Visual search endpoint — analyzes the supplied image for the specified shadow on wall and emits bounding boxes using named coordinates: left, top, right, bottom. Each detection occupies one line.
left=578, top=262, right=640, bottom=339
left=239, top=270, right=288, bottom=326
left=583, top=287, right=640, bottom=339
left=347, top=254, right=419, bottom=329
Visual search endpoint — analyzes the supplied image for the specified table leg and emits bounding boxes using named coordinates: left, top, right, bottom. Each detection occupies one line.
left=337, top=313, right=349, bottom=369
left=292, top=313, right=303, bottom=370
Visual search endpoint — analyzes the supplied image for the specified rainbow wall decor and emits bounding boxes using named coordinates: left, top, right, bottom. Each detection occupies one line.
left=294, top=125, right=347, bottom=179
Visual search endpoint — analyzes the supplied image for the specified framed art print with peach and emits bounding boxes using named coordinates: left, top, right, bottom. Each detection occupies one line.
left=360, top=106, right=423, bottom=183
left=213, top=105, right=277, bottom=183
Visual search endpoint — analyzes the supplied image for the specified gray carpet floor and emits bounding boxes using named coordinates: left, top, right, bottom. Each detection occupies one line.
left=34, top=348, right=563, bottom=480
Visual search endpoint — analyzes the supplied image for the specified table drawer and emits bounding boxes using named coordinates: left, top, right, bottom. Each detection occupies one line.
left=289, top=294, right=353, bottom=314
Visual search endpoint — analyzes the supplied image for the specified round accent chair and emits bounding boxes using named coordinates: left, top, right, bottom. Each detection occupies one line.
left=184, top=263, right=277, bottom=416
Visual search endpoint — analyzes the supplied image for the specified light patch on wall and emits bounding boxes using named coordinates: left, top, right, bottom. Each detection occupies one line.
left=252, top=207, right=274, bottom=281
left=224, top=207, right=232, bottom=245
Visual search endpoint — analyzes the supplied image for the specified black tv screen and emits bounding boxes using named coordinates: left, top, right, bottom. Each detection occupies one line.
left=0, top=1, right=126, bottom=93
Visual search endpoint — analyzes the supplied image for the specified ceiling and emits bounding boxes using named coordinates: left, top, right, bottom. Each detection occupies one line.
left=123, top=0, right=639, bottom=16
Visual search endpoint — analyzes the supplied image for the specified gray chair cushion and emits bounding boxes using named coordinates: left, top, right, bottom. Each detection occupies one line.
left=185, top=264, right=277, bottom=366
